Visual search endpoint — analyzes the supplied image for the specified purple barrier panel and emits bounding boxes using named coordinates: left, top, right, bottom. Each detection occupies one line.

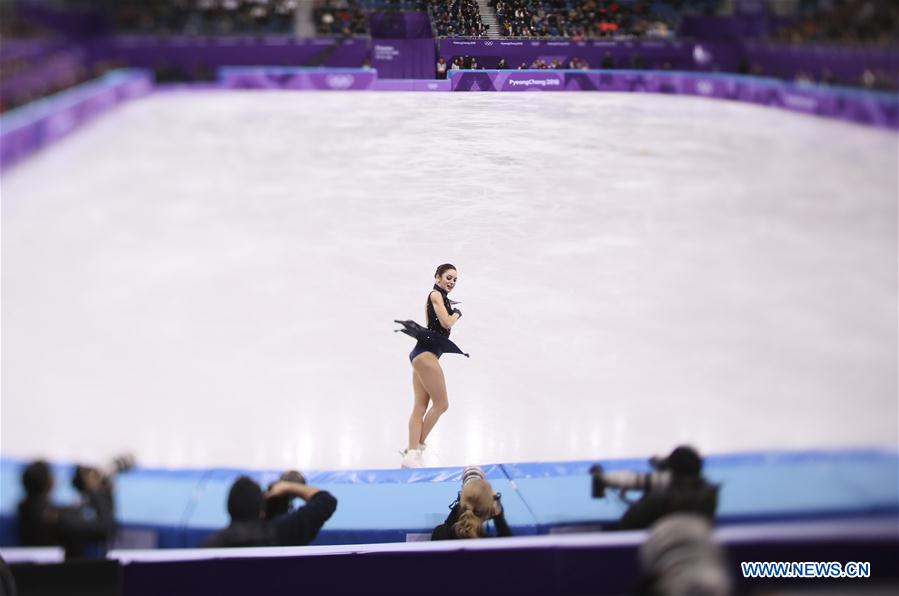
left=0, top=69, right=153, bottom=171
left=372, top=38, right=436, bottom=79
left=450, top=69, right=898, bottom=129
left=218, top=68, right=376, bottom=90
left=499, top=70, right=565, bottom=92
left=0, top=124, right=41, bottom=168
left=372, top=79, right=417, bottom=91
left=371, top=79, right=447, bottom=91
left=114, top=520, right=899, bottom=596
left=306, top=70, right=376, bottom=90
left=413, top=79, right=450, bottom=92
left=217, top=70, right=283, bottom=89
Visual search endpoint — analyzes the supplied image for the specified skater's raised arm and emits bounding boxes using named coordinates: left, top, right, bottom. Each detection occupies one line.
left=430, top=291, right=460, bottom=330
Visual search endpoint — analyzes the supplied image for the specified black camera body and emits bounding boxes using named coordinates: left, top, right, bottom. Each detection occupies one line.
left=71, top=455, right=135, bottom=493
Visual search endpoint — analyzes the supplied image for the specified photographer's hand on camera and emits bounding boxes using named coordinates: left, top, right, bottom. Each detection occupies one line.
left=265, top=480, right=320, bottom=502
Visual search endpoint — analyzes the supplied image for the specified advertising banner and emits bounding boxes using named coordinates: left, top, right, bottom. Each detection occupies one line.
left=371, top=39, right=436, bottom=79
left=449, top=69, right=898, bottom=129
left=218, top=67, right=377, bottom=90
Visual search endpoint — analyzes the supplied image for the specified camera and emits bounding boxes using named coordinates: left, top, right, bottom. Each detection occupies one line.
left=590, top=446, right=704, bottom=499
left=590, top=465, right=672, bottom=498
left=72, top=454, right=135, bottom=493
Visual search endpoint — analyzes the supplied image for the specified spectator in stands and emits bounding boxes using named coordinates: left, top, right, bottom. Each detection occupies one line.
left=436, top=56, right=448, bottom=79
left=430, top=0, right=488, bottom=37
left=601, top=51, right=614, bottom=69
left=497, top=57, right=507, bottom=69
left=204, top=475, right=337, bottom=547
left=17, top=460, right=117, bottom=559
left=617, top=446, right=719, bottom=531
left=112, top=0, right=300, bottom=36
left=431, top=477, right=512, bottom=540
left=770, top=0, right=898, bottom=47
left=490, top=0, right=688, bottom=40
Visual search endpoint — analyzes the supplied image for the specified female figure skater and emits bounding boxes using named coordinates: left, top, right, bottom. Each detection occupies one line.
left=397, top=264, right=466, bottom=468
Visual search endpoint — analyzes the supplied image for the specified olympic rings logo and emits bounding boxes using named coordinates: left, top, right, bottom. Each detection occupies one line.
left=325, top=74, right=355, bottom=89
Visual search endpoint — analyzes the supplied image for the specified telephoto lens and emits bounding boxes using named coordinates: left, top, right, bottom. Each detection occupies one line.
left=461, top=465, right=485, bottom=487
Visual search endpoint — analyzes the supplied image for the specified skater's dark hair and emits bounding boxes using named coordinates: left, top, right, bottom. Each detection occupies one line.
left=434, top=264, right=457, bottom=279
left=228, top=476, right=264, bottom=522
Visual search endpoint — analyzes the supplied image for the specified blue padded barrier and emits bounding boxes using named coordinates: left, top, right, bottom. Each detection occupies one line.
left=503, top=449, right=899, bottom=533
left=2, top=450, right=897, bottom=549
left=182, top=465, right=537, bottom=546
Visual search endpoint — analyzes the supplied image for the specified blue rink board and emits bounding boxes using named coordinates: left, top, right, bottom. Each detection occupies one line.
left=1, top=450, right=896, bottom=547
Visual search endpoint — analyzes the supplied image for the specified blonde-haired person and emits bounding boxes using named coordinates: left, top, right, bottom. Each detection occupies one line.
left=431, top=478, right=512, bottom=540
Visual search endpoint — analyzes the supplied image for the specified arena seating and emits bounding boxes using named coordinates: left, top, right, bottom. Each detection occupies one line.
left=490, top=0, right=719, bottom=39
left=111, top=0, right=299, bottom=36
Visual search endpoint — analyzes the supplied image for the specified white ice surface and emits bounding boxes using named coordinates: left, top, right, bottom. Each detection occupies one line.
left=2, top=91, right=897, bottom=470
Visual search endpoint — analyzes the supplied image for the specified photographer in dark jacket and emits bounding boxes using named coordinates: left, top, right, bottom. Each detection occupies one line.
left=17, top=460, right=117, bottom=559
left=204, top=475, right=337, bottom=548
left=618, top=446, right=718, bottom=531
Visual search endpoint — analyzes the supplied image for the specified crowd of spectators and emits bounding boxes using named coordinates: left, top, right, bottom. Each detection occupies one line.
left=112, top=0, right=299, bottom=36
left=313, top=1, right=369, bottom=36
left=491, top=0, right=679, bottom=39
left=769, top=0, right=898, bottom=46
left=430, top=0, right=490, bottom=37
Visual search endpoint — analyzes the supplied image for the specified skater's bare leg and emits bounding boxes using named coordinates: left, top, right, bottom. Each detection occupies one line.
left=412, top=353, right=449, bottom=445
left=408, top=370, right=429, bottom=451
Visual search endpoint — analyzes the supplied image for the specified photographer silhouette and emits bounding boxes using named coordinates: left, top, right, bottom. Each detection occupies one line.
left=616, top=446, right=719, bottom=531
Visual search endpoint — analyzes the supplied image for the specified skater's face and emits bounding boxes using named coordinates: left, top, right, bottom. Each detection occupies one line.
left=436, top=269, right=457, bottom=292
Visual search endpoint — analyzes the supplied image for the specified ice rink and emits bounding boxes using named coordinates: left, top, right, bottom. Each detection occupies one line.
left=2, top=90, right=896, bottom=471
